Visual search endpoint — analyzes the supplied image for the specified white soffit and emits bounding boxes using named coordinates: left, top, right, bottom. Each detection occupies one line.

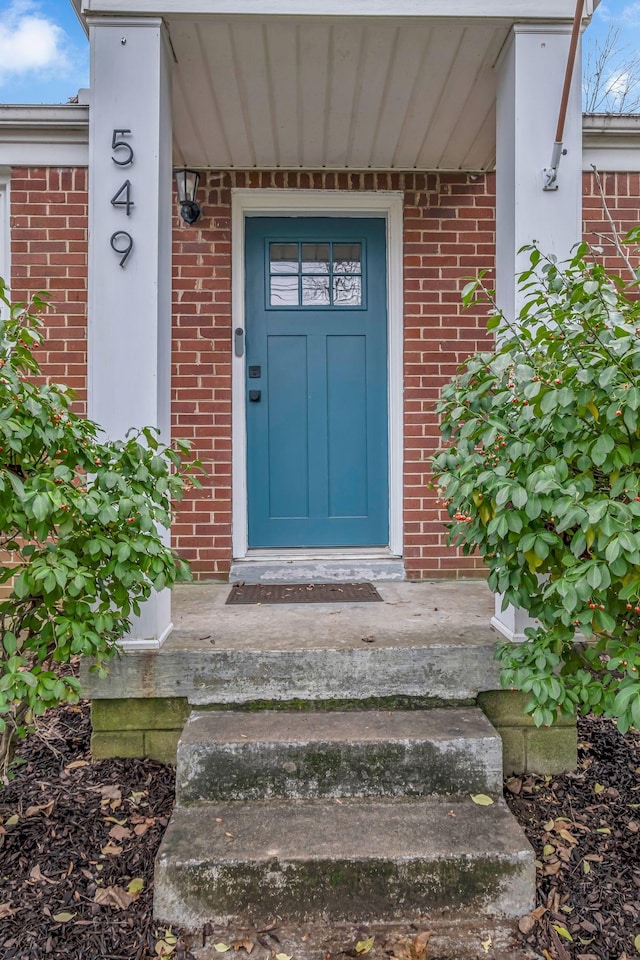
left=169, top=18, right=509, bottom=171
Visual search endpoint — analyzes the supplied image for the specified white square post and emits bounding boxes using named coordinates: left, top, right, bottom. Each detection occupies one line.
left=87, top=18, right=174, bottom=649
left=493, top=23, right=582, bottom=641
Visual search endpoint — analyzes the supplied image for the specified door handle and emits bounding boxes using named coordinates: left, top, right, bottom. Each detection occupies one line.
left=249, top=390, right=261, bottom=402
left=234, top=327, right=244, bottom=357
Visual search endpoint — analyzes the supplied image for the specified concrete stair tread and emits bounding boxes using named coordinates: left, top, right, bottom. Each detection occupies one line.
left=181, top=707, right=500, bottom=745
left=157, top=795, right=531, bottom=864
left=176, top=708, right=503, bottom=802
left=154, top=796, right=534, bottom=925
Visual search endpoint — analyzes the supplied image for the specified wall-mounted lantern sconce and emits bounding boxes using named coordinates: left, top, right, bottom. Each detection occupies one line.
left=174, top=168, right=201, bottom=225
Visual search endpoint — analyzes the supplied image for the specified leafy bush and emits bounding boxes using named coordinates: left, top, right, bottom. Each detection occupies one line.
left=0, top=282, right=201, bottom=771
left=431, top=243, right=640, bottom=732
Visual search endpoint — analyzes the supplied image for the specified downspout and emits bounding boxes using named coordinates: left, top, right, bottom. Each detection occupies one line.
left=543, top=0, right=584, bottom=191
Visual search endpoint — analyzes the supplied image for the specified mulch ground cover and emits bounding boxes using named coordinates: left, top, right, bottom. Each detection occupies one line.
left=505, top=715, right=640, bottom=960
left=0, top=704, right=638, bottom=960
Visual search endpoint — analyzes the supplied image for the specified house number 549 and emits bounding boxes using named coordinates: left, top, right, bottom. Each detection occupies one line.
left=110, top=128, right=135, bottom=267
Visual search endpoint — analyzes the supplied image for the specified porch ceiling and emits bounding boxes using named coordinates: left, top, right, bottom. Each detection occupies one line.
left=166, top=17, right=515, bottom=171
left=167, top=17, right=513, bottom=172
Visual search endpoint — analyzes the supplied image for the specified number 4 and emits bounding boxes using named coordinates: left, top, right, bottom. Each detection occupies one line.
left=111, top=179, right=134, bottom=216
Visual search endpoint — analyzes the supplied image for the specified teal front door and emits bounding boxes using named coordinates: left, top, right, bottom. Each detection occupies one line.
left=245, top=217, right=388, bottom=548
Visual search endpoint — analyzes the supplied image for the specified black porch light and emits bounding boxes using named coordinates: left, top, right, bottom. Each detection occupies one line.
left=174, top=168, right=201, bottom=225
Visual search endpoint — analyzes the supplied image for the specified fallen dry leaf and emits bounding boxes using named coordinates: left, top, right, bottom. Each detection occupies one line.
left=93, top=885, right=135, bottom=910
left=65, top=760, right=89, bottom=770
left=411, top=931, right=432, bottom=960
left=470, top=794, right=494, bottom=806
left=29, top=864, right=55, bottom=884
left=518, top=914, right=538, bottom=935
left=25, top=800, right=55, bottom=818
left=0, top=902, right=15, bottom=919
left=52, top=911, right=76, bottom=923
left=232, top=939, right=255, bottom=954
left=155, top=940, right=176, bottom=957
left=355, top=938, right=375, bottom=955
left=97, top=785, right=122, bottom=810
left=109, top=824, right=132, bottom=842
left=100, top=842, right=123, bottom=856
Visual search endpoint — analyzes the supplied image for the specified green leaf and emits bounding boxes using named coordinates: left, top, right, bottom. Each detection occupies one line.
left=592, top=434, right=614, bottom=467
left=511, top=487, right=527, bottom=509
left=551, top=925, right=573, bottom=942
left=3, top=631, right=17, bottom=655
left=31, top=492, right=51, bottom=522
left=470, top=794, right=494, bottom=806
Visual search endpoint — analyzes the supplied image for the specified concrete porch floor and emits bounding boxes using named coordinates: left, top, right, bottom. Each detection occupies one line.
left=169, top=579, right=497, bottom=652
left=85, top=579, right=504, bottom=707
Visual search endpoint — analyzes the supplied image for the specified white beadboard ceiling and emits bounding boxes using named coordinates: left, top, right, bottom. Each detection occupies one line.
left=168, top=17, right=511, bottom=171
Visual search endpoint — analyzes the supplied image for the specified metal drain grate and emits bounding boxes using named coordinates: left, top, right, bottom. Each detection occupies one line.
left=226, top=582, right=383, bottom=604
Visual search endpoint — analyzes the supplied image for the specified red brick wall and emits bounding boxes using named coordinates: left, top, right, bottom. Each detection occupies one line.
left=171, top=174, right=232, bottom=579
left=9, top=167, right=88, bottom=410
left=402, top=172, right=495, bottom=578
left=583, top=171, right=640, bottom=277
left=10, top=166, right=640, bottom=581
left=171, top=170, right=495, bottom=580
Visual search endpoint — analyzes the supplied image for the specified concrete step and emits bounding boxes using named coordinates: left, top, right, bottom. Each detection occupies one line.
left=190, top=920, right=539, bottom=960
left=176, top=708, right=503, bottom=803
left=153, top=796, right=535, bottom=928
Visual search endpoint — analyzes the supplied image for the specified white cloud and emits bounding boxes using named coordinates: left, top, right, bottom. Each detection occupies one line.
left=0, top=1, right=70, bottom=84
left=606, top=69, right=631, bottom=98
left=597, top=2, right=640, bottom=25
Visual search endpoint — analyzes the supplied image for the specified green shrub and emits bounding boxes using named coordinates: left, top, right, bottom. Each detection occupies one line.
left=431, top=243, right=640, bottom=732
left=0, top=282, right=201, bottom=771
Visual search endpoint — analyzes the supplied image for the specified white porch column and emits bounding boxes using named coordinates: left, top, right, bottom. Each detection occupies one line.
left=87, top=18, right=173, bottom=649
left=493, top=23, right=582, bottom=642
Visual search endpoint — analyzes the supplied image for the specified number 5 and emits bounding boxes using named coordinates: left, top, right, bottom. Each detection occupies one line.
left=112, top=129, right=133, bottom=166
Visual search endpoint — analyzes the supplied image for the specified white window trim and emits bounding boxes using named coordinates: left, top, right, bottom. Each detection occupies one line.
left=0, top=168, right=10, bottom=316
left=231, top=188, right=404, bottom=559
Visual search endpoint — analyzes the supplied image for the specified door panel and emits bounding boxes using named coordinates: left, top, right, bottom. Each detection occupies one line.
left=245, top=217, right=388, bottom=548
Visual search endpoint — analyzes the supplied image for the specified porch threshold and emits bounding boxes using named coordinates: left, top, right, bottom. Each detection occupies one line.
left=229, top=555, right=405, bottom=583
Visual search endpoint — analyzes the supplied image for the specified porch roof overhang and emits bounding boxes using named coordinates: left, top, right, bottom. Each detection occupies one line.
left=76, top=0, right=599, bottom=172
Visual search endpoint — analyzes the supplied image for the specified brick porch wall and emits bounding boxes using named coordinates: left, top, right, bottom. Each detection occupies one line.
left=583, top=170, right=640, bottom=276
left=172, top=170, right=496, bottom=580
left=9, top=167, right=88, bottom=410
left=8, top=167, right=638, bottom=581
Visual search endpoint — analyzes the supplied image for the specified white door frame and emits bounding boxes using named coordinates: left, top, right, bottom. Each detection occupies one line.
left=231, top=188, right=404, bottom=559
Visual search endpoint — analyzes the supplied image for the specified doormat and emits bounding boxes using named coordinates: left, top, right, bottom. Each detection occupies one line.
left=226, top=582, right=383, bottom=604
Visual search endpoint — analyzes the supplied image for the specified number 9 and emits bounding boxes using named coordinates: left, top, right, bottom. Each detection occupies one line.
left=110, top=231, right=133, bottom=267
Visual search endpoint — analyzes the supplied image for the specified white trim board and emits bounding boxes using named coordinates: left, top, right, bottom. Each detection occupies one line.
left=79, top=1, right=596, bottom=19
left=0, top=169, right=10, bottom=315
left=231, top=188, right=404, bottom=560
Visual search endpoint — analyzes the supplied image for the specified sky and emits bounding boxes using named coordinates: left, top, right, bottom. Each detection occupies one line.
left=0, top=0, right=637, bottom=106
